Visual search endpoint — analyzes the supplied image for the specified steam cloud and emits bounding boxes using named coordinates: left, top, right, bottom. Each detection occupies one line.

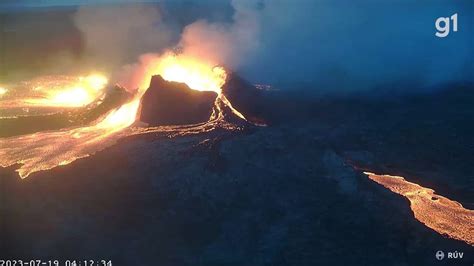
left=178, top=0, right=260, bottom=68
left=98, top=0, right=262, bottom=92
left=74, top=4, right=173, bottom=71
left=238, top=0, right=473, bottom=92
left=71, top=0, right=472, bottom=94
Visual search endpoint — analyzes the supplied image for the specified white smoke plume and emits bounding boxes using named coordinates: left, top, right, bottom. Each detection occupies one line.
left=111, top=0, right=262, bottom=93
left=74, top=3, right=173, bottom=72
left=178, top=0, right=261, bottom=68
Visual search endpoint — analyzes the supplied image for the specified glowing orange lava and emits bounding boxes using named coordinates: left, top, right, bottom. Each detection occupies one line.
left=364, top=172, right=474, bottom=246
left=24, top=74, right=108, bottom=107
left=0, top=74, right=109, bottom=109
left=152, top=53, right=226, bottom=93
left=0, top=87, right=7, bottom=96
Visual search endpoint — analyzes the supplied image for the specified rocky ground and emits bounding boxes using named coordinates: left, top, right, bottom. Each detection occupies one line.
left=1, top=82, right=473, bottom=265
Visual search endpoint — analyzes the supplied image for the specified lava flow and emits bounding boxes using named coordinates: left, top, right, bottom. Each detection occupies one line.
left=0, top=87, right=7, bottom=96
left=0, top=74, right=108, bottom=110
left=364, top=172, right=474, bottom=246
left=0, top=53, right=247, bottom=178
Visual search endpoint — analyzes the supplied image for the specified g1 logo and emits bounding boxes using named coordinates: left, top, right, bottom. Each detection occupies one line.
left=435, top=13, right=458, bottom=38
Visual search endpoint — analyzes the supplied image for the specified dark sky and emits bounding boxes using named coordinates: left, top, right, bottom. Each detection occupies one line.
left=0, top=0, right=160, bottom=9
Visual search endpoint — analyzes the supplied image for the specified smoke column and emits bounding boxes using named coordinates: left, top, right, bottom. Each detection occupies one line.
left=108, top=0, right=262, bottom=92
left=74, top=3, right=173, bottom=72
left=73, top=0, right=472, bottom=94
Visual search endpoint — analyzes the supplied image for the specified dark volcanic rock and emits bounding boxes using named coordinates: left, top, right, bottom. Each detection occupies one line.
left=139, top=75, right=217, bottom=126
left=2, top=83, right=474, bottom=265
left=222, top=73, right=264, bottom=123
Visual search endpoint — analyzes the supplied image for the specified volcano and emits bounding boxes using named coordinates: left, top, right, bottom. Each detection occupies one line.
left=139, top=75, right=217, bottom=126
left=0, top=62, right=260, bottom=178
left=139, top=73, right=264, bottom=126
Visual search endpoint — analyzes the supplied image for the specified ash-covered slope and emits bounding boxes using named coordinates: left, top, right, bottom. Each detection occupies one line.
left=139, top=75, right=217, bottom=126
